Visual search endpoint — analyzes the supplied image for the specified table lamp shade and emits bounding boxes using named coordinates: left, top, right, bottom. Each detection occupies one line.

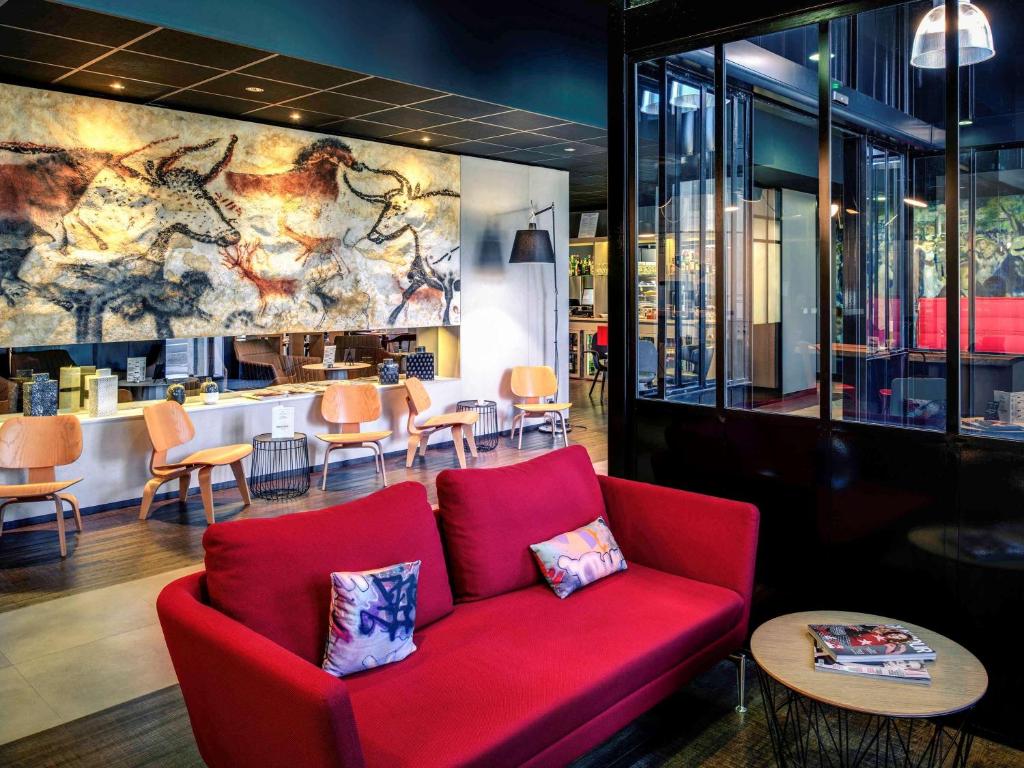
left=509, top=224, right=555, bottom=264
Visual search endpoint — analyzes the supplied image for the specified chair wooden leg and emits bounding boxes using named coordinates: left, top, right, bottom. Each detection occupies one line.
left=559, top=411, right=569, bottom=448
left=178, top=475, right=190, bottom=502
left=139, top=476, right=166, bottom=521
left=465, top=426, right=478, bottom=458
left=322, top=444, right=334, bottom=491
left=60, top=494, right=83, bottom=532
left=419, top=432, right=429, bottom=457
left=230, top=460, right=251, bottom=507
left=375, top=442, right=388, bottom=486
left=198, top=466, right=215, bottom=525
left=517, top=414, right=525, bottom=450
left=0, top=499, right=13, bottom=540
left=451, top=425, right=467, bottom=468
left=406, top=435, right=420, bottom=468
left=53, top=495, right=67, bottom=558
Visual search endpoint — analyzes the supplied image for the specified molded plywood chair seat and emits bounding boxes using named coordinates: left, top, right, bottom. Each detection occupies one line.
left=140, top=401, right=252, bottom=525
left=0, top=415, right=83, bottom=557
left=510, top=366, right=571, bottom=449
left=316, top=383, right=392, bottom=490
left=404, top=377, right=478, bottom=469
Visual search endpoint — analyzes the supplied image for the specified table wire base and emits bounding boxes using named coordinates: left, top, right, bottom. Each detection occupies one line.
left=757, top=667, right=975, bottom=768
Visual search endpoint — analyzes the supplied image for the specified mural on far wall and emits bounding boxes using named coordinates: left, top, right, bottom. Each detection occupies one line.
left=0, top=82, right=460, bottom=346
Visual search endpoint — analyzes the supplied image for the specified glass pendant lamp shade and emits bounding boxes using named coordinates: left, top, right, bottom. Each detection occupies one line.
left=639, top=90, right=659, bottom=115
left=669, top=81, right=700, bottom=112
left=911, top=0, right=995, bottom=69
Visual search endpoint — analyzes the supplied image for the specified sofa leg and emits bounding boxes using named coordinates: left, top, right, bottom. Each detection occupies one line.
left=729, top=652, right=748, bottom=714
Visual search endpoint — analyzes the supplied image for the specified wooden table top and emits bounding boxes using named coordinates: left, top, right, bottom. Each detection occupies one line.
left=751, top=611, right=987, bottom=718
left=301, top=362, right=372, bottom=372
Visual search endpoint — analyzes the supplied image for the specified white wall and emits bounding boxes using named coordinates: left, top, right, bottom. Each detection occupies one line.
left=781, top=188, right=818, bottom=395
left=0, top=156, right=569, bottom=525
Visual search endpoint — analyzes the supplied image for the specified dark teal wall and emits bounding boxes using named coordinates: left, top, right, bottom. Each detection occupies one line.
left=65, top=0, right=608, bottom=127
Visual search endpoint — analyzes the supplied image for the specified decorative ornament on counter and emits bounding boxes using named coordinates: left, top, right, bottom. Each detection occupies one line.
left=406, top=346, right=435, bottom=381
left=82, top=367, right=110, bottom=412
left=126, top=357, right=147, bottom=383
left=200, top=378, right=220, bottom=405
left=22, top=373, right=58, bottom=416
left=166, top=382, right=187, bottom=405
left=87, top=373, right=118, bottom=417
left=58, top=366, right=82, bottom=411
left=378, top=358, right=400, bottom=385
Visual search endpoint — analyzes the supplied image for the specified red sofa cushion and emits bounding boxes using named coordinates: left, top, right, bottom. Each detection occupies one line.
left=436, top=445, right=606, bottom=600
left=203, top=482, right=453, bottom=664
left=344, top=563, right=744, bottom=768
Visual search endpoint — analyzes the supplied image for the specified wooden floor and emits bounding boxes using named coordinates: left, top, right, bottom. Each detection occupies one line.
left=3, top=659, right=1021, bottom=768
left=0, top=380, right=607, bottom=613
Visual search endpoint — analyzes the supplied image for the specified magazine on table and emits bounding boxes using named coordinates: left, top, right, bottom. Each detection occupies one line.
left=808, top=624, right=937, bottom=663
left=812, top=643, right=931, bottom=684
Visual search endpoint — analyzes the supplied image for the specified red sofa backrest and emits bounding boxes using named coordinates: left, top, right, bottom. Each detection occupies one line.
left=918, top=296, right=1024, bottom=353
left=202, top=482, right=453, bottom=664
left=436, top=445, right=606, bottom=601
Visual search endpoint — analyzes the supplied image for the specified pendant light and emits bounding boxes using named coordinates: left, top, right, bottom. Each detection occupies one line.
left=640, top=90, right=659, bottom=115
left=910, top=0, right=995, bottom=69
left=669, top=81, right=700, bottom=112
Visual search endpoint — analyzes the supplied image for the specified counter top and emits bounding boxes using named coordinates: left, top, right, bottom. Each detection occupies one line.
left=0, top=376, right=461, bottom=426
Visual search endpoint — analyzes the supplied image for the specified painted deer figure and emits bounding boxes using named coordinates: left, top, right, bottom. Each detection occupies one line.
left=220, top=238, right=300, bottom=314
left=21, top=135, right=241, bottom=341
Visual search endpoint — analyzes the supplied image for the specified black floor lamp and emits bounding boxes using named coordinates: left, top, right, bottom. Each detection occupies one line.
left=509, top=201, right=572, bottom=433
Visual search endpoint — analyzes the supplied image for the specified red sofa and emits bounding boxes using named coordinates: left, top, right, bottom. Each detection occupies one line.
left=157, top=445, right=759, bottom=768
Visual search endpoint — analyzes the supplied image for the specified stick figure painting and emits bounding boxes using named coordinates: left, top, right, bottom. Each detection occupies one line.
left=0, top=82, right=460, bottom=346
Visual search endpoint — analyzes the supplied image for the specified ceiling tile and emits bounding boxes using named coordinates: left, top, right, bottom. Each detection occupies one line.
left=0, top=55, right=70, bottom=84
left=127, top=29, right=267, bottom=70
left=198, top=72, right=313, bottom=103
left=327, top=119, right=405, bottom=140
left=359, top=106, right=448, bottom=130
left=388, top=130, right=463, bottom=148
left=284, top=90, right=387, bottom=118
left=536, top=122, right=606, bottom=141
left=416, top=94, right=510, bottom=120
left=429, top=120, right=508, bottom=141
left=245, top=104, right=334, bottom=126
left=157, top=89, right=269, bottom=116
left=88, top=49, right=222, bottom=87
left=0, top=1, right=154, bottom=47
left=0, top=26, right=110, bottom=69
left=587, top=135, right=608, bottom=147
left=486, top=131, right=560, bottom=150
left=238, top=55, right=363, bottom=89
left=63, top=70, right=172, bottom=101
left=493, top=149, right=553, bottom=164
left=481, top=110, right=566, bottom=131
left=444, top=140, right=514, bottom=157
left=335, top=77, right=444, bottom=106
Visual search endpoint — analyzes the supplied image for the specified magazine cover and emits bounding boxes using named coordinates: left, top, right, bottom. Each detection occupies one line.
left=813, top=644, right=931, bottom=684
left=808, top=624, right=937, bottom=663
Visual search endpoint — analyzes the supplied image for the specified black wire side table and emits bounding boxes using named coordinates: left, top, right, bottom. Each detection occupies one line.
left=456, top=399, right=498, bottom=451
left=249, top=432, right=311, bottom=500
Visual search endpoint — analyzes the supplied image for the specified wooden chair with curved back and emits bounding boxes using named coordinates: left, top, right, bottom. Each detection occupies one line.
left=316, top=383, right=392, bottom=490
left=404, top=377, right=478, bottom=469
left=0, top=415, right=84, bottom=557
left=510, top=365, right=571, bottom=449
left=140, top=401, right=252, bottom=525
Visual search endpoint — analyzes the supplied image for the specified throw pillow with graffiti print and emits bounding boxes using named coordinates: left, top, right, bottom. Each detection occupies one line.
left=322, top=560, right=420, bottom=677
left=530, top=518, right=627, bottom=599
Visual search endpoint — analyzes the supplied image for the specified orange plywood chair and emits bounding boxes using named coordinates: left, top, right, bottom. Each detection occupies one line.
left=0, top=415, right=84, bottom=557
left=404, top=377, right=478, bottom=469
left=140, top=401, right=252, bottom=525
left=316, top=383, right=392, bottom=490
left=510, top=366, right=571, bottom=449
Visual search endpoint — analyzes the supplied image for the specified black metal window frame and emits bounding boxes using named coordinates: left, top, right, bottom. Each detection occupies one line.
left=618, top=0, right=962, bottom=433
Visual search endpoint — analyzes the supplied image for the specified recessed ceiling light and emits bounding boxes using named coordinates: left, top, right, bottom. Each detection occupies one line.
left=110, top=82, right=125, bottom=91
left=564, top=147, right=576, bottom=152
left=421, top=135, right=431, bottom=143
left=904, top=197, right=928, bottom=208
left=289, top=112, right=301, bottom=121
left=724, top=205, right=739, bottom=213
left=959, top=119, right=974, bottom=127
left=808, top=52, right=836, bottom=62
left=245, top=85, right=265, bottom=94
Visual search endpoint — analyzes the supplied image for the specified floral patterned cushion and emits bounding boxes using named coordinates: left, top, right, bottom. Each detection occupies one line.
left=530, top=518, right=627, bottom=599
left=322, top=560, right=420, bottom=677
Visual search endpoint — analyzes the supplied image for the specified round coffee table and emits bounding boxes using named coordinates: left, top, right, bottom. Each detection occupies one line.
left=752, top=611, right=987, bottom=767
left=302, top=362, right=372, bottom=380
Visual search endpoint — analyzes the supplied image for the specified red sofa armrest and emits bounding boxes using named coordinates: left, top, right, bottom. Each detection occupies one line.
left=599, top=475, right=759, bottom=629
left=157, top=572, right=366, bottom=768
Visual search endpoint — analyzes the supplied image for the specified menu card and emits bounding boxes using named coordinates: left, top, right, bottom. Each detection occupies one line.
left=126, top=357, right=146, bottom=383
left=271, top=405, right=295, bottom=439
left=323, top=345, right=337, bottom=368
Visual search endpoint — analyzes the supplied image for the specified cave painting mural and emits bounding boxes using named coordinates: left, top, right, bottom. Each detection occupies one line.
left=0, top=82, right=460, bottom=346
